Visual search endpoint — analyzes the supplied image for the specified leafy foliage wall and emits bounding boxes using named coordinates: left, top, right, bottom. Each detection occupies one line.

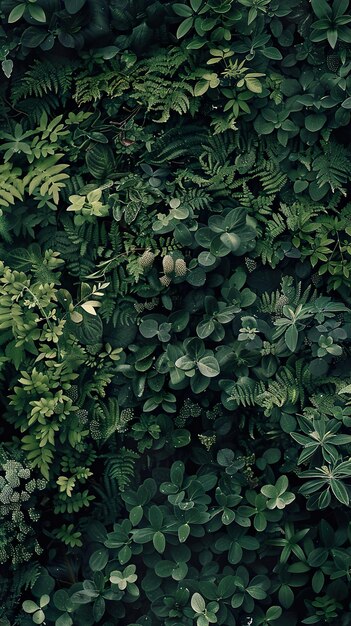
left=1, top=0, right=351, bottom=624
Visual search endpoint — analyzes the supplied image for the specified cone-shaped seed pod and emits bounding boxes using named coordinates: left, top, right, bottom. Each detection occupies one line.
left=162, top=254, right=174, bottom=275
left=159, top=275, right=171, bottom=287
left=174, top=258, right=187, bottom=276
left=140, top=250, right=155, bottom=269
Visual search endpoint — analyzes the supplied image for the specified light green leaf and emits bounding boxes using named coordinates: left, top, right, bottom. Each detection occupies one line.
left=262, top=47, right=283, bottom=60
left=342, top=96, right=351, bottom=108
left=178, top=523, right=190, bottom=542
left=285, top=324, right=299, bottom=352
left=23, top=601, right=39, bottom=614
left=33, top=611, right=46, bottom=625
left=8, top=4, right=26, bottom=22
left=39, top=595, right=50, bottom=608
left=247, top=585, right=267, bottom=600
left=56, top=614, right=73, bottom=626
left=276, top=475, right=289, bottom=495
left=173, top=3, right=193, bottom=16
left=220, top=232, right=242, bottom=251
left=261, top=484, right=277, bottom=498
left=327, top=29, right=338, bottom=48
left=197, top=319, right=215, bottom=339
left=197, top=356, right=220, bottom=378
left=175, top=356, right=195, bottom=371
left=191, top=592, right=206, bottom=613
left=194, top=80, right=210, bottom=96
left=176, top=16, right=194, bottom=38
left=2, top=59, right=13, bottom=78
left=330, top=478, right=349, bottom=505
left=28, top=4, right=46, bottom=22
left=266, top=606, right=283, bottom=621
left=153, top=531, right=166, bottom=553
left=80, top=301, right=100, bottom=315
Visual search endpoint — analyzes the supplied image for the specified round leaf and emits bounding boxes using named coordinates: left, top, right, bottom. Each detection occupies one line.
left=191, top=592, right=206, bottom=613
left=33, top=611, right=46, bottom=625
left=220, top=232, right=242, bottom=252
left=197, top=356, right=220, bottom=378
left=305, top=114, right=327, bottom=132
left=23, top=601, right=39, bottom=614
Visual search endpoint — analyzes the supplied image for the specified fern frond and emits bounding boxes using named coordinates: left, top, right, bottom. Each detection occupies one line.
left=178, top=187, right=212, bottom=211
left=253, top=157, right=288, bottom=195
left=225, top=379, right=266, bottom=407
left=149, top=125, right=208, bottom=164
left=266, top=213, right=285, bottom=240
left=74, top=69, right=129, bottom=105
left=201, top=131, right=236, bottom=166
left=232, top=181, right=255, bottom=207
left=67, top=256, right=95, bottom=279
left=294, top=358, right=312, bottom=406
left=11, top=60, right=74, bottom=103
left=15, top=95, right=60, bottom=125
left=256, top=366, right=299, bottom=415
left=23, top=154, right=70, bottom=205
left=313, top=140, right=350, bottom=193
left=0, top=163, right=24, bottom=208
left=260, top=289, right=280, bottom=313
left=104, top=448, right=139, bottom=492
left=134, top=47, right=195, bottom=124
left=22, top=561, right=42, bottom=590
left=139, top=78, right=195, bottom=123
left=94, top=398, right=133, bottom=441
left=61, top=173, right=85, bottom=198
left=92, top=475, right=121, bottom=524
left=256, top=239, right=282, bottom=267
left=279, top=201, right=323, bottom=233
left=109, top=222, right=123, bottom=253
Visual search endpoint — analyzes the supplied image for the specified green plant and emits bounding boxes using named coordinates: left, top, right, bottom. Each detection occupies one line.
left=1, top=0, right=351, bottom=623
left=310, top=0, right=351, bottom=49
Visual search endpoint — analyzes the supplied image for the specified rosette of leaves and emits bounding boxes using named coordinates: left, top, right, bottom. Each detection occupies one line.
left=152, top=198, right=192, bottom=235
left=22, top=594, right=50, bottom=626
left=196, top=296, right=239, bottom=341
left=67, top=189, right=109, bottom=225
left=175, top=338, right=221, bottom=393
left=139, top=316, right=172, bottom=343
left=310, top=0, right=351, bottom=49
left=191, top=592, right=219, bottom=626
left=298, top=459, right=351, bottom=509
left=195, top=207, right=257, bottom=258
left=260, top=475, right=295, bottom=510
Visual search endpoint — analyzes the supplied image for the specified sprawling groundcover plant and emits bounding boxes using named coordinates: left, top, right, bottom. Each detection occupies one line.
left=1, top=0, right=351, bottom=624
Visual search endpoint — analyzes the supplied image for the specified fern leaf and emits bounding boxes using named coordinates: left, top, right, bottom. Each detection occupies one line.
left=313, top=140, right=350, bottom=193
left=104, top=448, right=139, bottom=492
left=11, top=60, right=74, bottom=103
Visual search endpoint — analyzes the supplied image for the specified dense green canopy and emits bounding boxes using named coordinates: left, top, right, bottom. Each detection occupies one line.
left=1, top=0, right=351, bottom=624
